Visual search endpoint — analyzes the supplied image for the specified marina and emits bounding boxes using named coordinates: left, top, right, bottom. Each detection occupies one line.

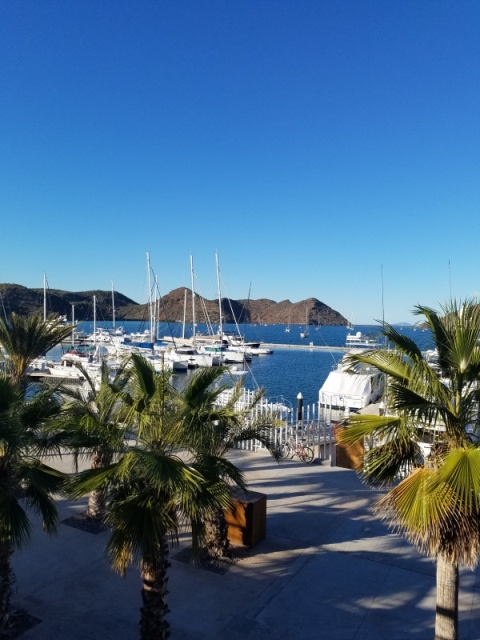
left=46, top=321, right=433, bottom=411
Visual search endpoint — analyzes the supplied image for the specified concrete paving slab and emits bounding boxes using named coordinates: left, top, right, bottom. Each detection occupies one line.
left=10, top=450, right=480, bottom=639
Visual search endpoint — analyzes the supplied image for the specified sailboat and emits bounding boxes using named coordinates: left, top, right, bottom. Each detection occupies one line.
left=285, top=311, right=291, bottom=333
left=43, top=273, right=68, bottom=324
left=229, top=361, right=249, bottom=376
left=300, top=306, right=309, bottom=339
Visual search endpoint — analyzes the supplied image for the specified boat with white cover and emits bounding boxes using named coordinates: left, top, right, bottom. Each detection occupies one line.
left=319, top=355, right=384, bottom=410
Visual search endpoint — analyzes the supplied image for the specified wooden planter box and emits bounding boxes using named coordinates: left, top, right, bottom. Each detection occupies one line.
left=225, top=489, right=267, bottom=548
left=335, top=439, right=364, bottom=470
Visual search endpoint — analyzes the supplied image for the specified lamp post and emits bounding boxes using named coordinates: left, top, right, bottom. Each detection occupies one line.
left=297, top=392, right=303, bottom=426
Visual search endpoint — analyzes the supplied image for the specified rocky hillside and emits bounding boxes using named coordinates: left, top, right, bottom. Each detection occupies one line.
left=0, top=283, right=347, bottom=326
left=0, top=284, right=137, bottom=322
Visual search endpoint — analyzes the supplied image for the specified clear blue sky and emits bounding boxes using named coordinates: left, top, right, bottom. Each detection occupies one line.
left=1, top=1, right=479, bottom=324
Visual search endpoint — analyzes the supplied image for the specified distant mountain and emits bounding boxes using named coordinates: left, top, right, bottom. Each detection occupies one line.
left=0, top=284, right=137, bottom=322
left=0, top=283, right=348, bottom=326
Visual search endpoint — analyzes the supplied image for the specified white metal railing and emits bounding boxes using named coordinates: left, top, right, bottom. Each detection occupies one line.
left=215, top=389, right=336, bottom=461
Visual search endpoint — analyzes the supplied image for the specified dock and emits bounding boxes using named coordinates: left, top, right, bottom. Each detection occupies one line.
left=263, top=342, right=348, bottom=352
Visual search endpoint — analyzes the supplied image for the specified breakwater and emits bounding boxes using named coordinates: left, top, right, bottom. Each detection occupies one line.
left=263, top=343, right=348, bottom=352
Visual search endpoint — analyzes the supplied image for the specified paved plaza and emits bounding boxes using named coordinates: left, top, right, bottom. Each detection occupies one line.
left=12, top=450, right=480, bottom=639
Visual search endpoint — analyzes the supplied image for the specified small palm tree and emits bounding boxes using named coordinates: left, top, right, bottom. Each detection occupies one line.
left=59, top=360, right=131, bottom=521
left=0, top=313, right=74, bottom=385
left=338, top=299, right=480, bottom=640
left=68, top=354, right=214, bottom=640
left=178, top=366, right=278, bottom=562
left=0, top=376, right=65, bottom=632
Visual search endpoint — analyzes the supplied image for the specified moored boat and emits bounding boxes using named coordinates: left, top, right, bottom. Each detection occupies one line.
left=345, top=331, right=382, bottom=350
left=319, top=355, right=384, bottom=410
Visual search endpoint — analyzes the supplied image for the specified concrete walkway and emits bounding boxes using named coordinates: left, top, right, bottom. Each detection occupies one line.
left=12, top=451, right=480, bottom=639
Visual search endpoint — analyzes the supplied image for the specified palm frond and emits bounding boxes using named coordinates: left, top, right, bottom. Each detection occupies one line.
left=376, top=467, right=452, bottom=534
left=0, top=495, right=32, bottom=550
left=341, top=413, right=426, bottom=486
left=381, top=322, right=423, bottom=358
left=435, top=447, right=480, bottom=513
left=66, top=462, right=121, bottom=499
left=339, top=414, right=403, bottom=445
left=129, top=353, right=159, bottom=398
left=105, top=491, right=179, bottom=575
left=192, top=453, right=246, bottom=489
left=0, top=313, right=75, bottom=382
left=20, top=464, right=62, bottom=535
left=180, top=366, right=230, bottom=406
left=130, top=449, right=203, bottom=493
left=345, top=349, right=410, bottom=382
left=376, top=464, right=480, bottom=566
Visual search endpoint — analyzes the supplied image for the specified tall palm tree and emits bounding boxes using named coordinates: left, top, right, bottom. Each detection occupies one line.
left=0, top=313, right=74, bottom=385
left=0, top=375, right=65, bottom=632
left=68, top=354, right=218, bottom=640
left=177, top=366, right=279, bottom=562
left=338, top=299, right=480, bottom=640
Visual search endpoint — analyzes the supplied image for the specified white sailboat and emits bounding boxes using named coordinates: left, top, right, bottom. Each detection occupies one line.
left=43, top=273, right=68, bottom=324
left=188, top=255, right=214, bottom=367
left=285, top=311, right=291, bottom=333
left=300, top=306, right=309, bottom=339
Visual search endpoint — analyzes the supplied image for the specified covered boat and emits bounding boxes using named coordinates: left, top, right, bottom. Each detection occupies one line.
left=319, top=357, right=384, bottom=410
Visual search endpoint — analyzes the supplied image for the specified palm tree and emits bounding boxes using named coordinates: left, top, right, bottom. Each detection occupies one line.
left=338, top=299, right=480, bottom=640
left=68, top=354, right=217, bottom=640
left=0, top=312, right=74, bottom=385
left=59, top=360, right=130, bottom=521
left=0, top=312, right=74, bottom=631
left=0, top=375, right=65, bottom=632
left=177, top=366, right=279, bottom=562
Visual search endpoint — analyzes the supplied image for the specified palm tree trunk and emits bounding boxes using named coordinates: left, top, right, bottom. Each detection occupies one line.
left=203, top=508, right=232, bottom=561
left=86, top=450, right=109, bottom=520
left=86, top=488, right=106, bottom=520
left=0, top=541, right=13, bottom=631
left=435, top=552, right=459, bottom=640
left=140, top=539, right=170, bottom=640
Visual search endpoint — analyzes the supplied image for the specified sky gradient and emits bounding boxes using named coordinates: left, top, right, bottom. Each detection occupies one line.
left=2, top=1, right=479, bottom=324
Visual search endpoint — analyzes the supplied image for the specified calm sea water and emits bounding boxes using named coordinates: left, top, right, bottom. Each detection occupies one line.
left=61, top=321, right=433, bottom=411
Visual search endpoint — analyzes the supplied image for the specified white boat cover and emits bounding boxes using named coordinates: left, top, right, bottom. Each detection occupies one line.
left=319, top=369, right=379, bottom=409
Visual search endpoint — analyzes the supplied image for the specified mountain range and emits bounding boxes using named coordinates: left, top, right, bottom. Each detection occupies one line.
left=0, top=283, right=348, bottom=326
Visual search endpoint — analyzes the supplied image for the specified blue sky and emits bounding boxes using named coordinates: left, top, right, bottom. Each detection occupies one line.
left=1, top=1, right=479, bottom=324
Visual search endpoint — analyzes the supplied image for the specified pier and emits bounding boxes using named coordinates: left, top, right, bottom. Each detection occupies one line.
left=263, top=342, right=348, bottom=352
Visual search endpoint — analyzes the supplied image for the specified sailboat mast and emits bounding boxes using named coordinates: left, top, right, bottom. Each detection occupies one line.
left=93, top=295, right=97, bottom=349
left=182, top=288, right=187, bottom=340
left=153, top=275, right=158, bottom=342
left=43, top=273, right=47, bottom=322
left=190, top=255, right=196, bottom=344
left=111, top=281, right=115, bottom=329
left=215, top=252, right=223, bottom=340
left=147, top=252, right=154, bottom=343
left=71, top=304, right=75, bottom=346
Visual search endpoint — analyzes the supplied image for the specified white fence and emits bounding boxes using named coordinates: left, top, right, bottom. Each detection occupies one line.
left=216, top=389, right=336, bottom=462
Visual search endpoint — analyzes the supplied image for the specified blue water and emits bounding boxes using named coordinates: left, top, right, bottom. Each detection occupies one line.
left=66, top=321, right=433, bottom=411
